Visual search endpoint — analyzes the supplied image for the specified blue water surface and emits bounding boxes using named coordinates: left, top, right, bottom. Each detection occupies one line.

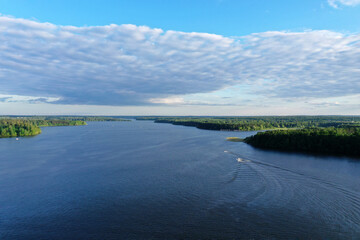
left=0, top=121, right=359, bottom=239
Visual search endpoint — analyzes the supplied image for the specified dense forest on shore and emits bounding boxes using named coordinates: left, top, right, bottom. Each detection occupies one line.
left=1, top=116, right=130, bottom=122
left=136, top=116, right=360, bottom=131
left=244, top=127, right=360, bottom=157
left=32, top=119, right=87, bottom=127
left=0, top=119, right=42, bottom=138
left=0, top=116, right=131, bottom=138
left=0, top=118, right=86, bottom=138
left=38, top=116, right=130, bottom=122
left=137, top=116, right=360, bottom=157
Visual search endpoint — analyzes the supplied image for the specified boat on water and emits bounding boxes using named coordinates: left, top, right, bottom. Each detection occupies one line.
left=237, top=158, right=243, bottom=162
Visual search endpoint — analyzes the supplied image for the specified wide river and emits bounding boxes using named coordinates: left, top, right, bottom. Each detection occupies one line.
left=0, top=121, right=359, bottom=239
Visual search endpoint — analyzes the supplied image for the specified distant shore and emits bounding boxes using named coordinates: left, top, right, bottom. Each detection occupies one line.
left=136, top=116, right=360, bottom=158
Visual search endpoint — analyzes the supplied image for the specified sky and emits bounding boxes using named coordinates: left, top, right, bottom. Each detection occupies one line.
left=0, top=0, right=359, bottom=115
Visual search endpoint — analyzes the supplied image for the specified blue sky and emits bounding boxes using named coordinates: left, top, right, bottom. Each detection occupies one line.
left=2, top=0, right=360, bottom=36
left=0, top=0, right=359, bottom=115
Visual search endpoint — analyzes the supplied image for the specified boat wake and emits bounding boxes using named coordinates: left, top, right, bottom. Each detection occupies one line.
left=218, top=150, right=360, bottom=235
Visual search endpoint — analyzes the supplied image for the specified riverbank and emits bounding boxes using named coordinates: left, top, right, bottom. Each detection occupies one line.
left=136, top=116, right=360, bottom=131
left=137, top=117, right=360, bottom=157
left=244, top=127, right=360, bottom=158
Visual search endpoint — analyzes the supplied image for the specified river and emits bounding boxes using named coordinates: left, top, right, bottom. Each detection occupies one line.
left=0, top=120, right=359, bottom=239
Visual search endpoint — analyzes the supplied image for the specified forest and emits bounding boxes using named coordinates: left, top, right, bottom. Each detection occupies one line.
left=244, top=127, right=360, bottom=157
left=1, top=116, right=130, bottom=122
left=31, top=119, right=87, bottom=127
left=136, top=116, right=360, bottom=131
left=0, top=116, right=131, bottom=138
left=0, top=118, right=86, bottom=138
left=137, top=116, right=360, bottom=157
left=0, top=119, right=42, bottom=138
left=35, top=116, right=130, bottom=122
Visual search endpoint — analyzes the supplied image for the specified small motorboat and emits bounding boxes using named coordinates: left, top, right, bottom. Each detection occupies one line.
left=237, top=158, right=244, bottom=162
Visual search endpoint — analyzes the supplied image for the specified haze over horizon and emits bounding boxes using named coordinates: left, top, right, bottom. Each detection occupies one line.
left=0, top=0, right=359, bottom=115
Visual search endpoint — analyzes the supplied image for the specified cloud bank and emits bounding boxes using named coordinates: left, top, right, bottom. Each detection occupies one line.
left=0, top=15, right=359, bottom=106
left=328, top=0, right=360, bottom=8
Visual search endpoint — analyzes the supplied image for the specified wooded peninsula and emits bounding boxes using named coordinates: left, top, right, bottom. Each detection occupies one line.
left=136, top=116, right=360, bottom=131
left=244, top=127, right=360, bottom=157
left=0, top=119, right=86, bottom=138
left=0, top=116, right=130, bottom=138
left=137, top=116, right=360, bottom=157
left=0, top=119, right=42, bottom=138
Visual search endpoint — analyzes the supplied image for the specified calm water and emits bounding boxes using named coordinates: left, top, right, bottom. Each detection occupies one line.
left=0, top=121, right=360, bottom=239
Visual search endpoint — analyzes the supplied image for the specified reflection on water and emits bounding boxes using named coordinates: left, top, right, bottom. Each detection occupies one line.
left=0, top=121, right=359, bottom=239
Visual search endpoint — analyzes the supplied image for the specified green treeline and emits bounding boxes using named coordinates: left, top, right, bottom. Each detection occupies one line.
left=0, top=119, right=42, bottom=138
left=137, top=116, right=360, bottom=157
left=137, top=116, right=360, bottom=131
left=35, top=116, right=130, bottom=122
left=31, top=120, right=87, bottom=127
left=0, top=115, right=133, bottom=138
left=244, top=127, right=360, bottom=157
left=0, top=119, right=86, bottom=138
left=1, top=116, right=130, bottom=122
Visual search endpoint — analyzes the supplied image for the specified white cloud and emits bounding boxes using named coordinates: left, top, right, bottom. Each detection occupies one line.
left=0, top=94, right=60, bottom=103
left=0, top=15, right=360, bottom=108
left=149, top=97, right=184, bottom=104
left=328, top=0, right=360, bottom=8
